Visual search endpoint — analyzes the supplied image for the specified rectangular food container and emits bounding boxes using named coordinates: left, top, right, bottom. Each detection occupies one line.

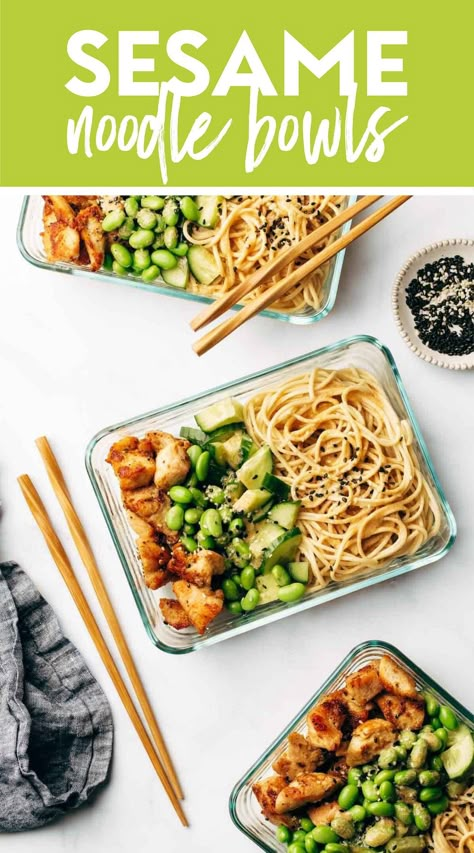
left=17, top=194, right=356, bottom=324
left=229, top=640, right=474, bottom=852
left=85, top=335, right=456, bottom=654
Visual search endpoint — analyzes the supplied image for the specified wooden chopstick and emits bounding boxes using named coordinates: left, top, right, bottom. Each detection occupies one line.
left=190, top=195, right=382, bottom=332
left=35, top=436, right=183, bottom=802
left=193, top=196, right=412, bottom=357
left=17, top=474, right=188, bottom=828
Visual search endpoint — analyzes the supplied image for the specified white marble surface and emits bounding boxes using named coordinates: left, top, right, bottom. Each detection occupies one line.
left=0, top=195, right=473, bottom=852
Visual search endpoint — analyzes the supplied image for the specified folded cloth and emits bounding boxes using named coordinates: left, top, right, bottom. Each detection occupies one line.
left=0, top=562, right=113, bottom=832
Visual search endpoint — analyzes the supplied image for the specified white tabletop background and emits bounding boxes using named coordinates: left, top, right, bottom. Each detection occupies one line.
left=0, top=194, right=473, bottom=852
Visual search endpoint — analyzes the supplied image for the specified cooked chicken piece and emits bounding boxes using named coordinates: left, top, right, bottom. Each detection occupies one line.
left=75, top=204, right=105, bottom=271
left=172, top=580, right=223, bottom=635
left=137, top=532, right=171, bottom=589
left=346, top=718, right=396, bottom=767
left=307, top=693, right=347, bottom=751
left=252, top=777, right=299, bottom=829
left=126, top=510, right=154, bottom=538
left=275, top=772, right=341, bottom=814
left=334, top=688, right=372, bottom=729
left=146, top=431, right=191, bottom=491
left=122, top=485, right=178, bottom=543
left=345, top=663, right=383, bottom=705
left=63, top=195, right=99, bottom=209
left=272, top=732, right=325, bottom=780
left=159, top=599, right=191, bottom=630
left=107, top=436, right=155, bottom=490
left=42, top=198, right=81, bottom=263
left=307, top=800, right=342, bottom=826
left=43, top=195, right=76, bottom=224
left=331, top=757, right=349, bottom=782
left=376, top=693, right=425, bottom=731
left=168, top=544, right=225, bottom=588
left=379, top=655, right=417, bottom=698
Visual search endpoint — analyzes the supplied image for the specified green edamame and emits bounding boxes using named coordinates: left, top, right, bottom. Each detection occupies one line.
left=394, top=770, right=417, bottom=786
left=118, top=217, right=135, bottom=239
left=338, top=785, right=359, bottom=811
left=304, top=837, right=317, bottom=853
left=278, top=582, right=306, bottom=603
left=165, top=505, right=184, bottom=531
left=275, top=825, right=290, bottom=844
left=347, top=768, right=363, bottom=786
left=112, top=260, right=127, bottom=276
left=227, top=601, right=243, bottom=615
left=200, top=509, right=222, bottom=538
left=102, top=208, right=126, bottom=232
left=325, top=844, right=349, bottom=853
left=170, top=242, right=189, bottom=256
left=427, top=795, right=449, bottom=815
left=272, top=564, right=292, bottom=587
left=287, top=844, right=305, bottom=853
left=168, top=485, right=193, bottom=505
left=195, top=451, right=210, bottom=482
left=183, top=523, right=197, bottom=535
left=163, top=198, right=180, bottom=225
left=180, top=196, right=200, bottom=221
left=137, top=208, right=157, bottom=230
left=433, top=728, right=448, bottom=748
left=311, top=826, right=338, bottom=845
left=421, top=731, right=442, bottom=752
left=394, top=802, right=413, bottom=826
left=187, top=445, right=202, bottom=468
left=141, top=195, right=165, bottom=210
left=184, top=507, right=203, bottom=524
left=154, top=214, right=165, bottom=234
left=348, top=805, right=366, bottom=822
left=124, top=197, right=139, bottom=217
left=196, top=533, right=215, bottom=549
left=141, top=264, right=160, bottom=283
left=378, top=747, right=399, bottom=769
left=111, top=242, right=133, bottom=267
left=189, top=487, right=208, bottom=507
left=129, top=229, right=155, bottom=249
left=186, top=472, right=199, bottom=488
left=361, top=780, right=379, bottom=802
left=380, top=781, right=395, bottom=801
left=331, top=815, right=354, bottom=839
left=395, top=746, right=407, bottom=761
left=409, top=739, right=428, bottom=770
left=364, top=818, right=395, bottom=847
left=367, top=801, right=395, bottom=817
left=375, top=769, right=397, bottom=785
left=438, top=706, right=458, bottom=731
left=229, top=517, right=245, bottom=535
left=423, top=692, right=440, bottom=718
left=180, top=536, right=198, bottom=552
left=241, top=588, right=259, bottom=611
left=419, top=786, right=443, bottom=803
left=150, top=249, right=178, bottom=270
left=430, top=755, right=444, bottom=772
left=292, top=831, right=307, bottom=844
left=412, top=802, right=431, bottom=831
left=418, top=770, right=440, bottom=787
left=240, top=566, right=256, bottom=591
left=133, top=248, right=151, bottom=270
left=164, top=226, right=179, bottom=249
left=300, top=818, right=314, bottom=833
left=399, top=731, right=417, bottom=750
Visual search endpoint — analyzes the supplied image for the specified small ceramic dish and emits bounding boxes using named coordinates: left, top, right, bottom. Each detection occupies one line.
left=392, top=238, right=474, bottom=370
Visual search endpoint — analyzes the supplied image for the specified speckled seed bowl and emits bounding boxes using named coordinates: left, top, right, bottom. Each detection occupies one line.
left=392, top=238, right=474, bottom=370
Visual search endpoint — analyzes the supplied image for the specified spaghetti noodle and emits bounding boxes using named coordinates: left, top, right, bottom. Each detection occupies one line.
left=244, top=367, right=441, bottom=588
left=430, top=785, right=474, bottom=852
left=184, top=195, right=345, bottom=314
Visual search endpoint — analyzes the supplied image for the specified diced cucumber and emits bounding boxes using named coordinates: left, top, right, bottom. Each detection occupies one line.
left=204, top=423, right=244, bottom=444
left=262, top=473, right=290, bottom=500
left=237, top=445, right=273, bottom=489
left=206, top=459, right=227, bottom=485
left=161, top=256, right=189, bottom=288
left=268, top=501, right=301, bottom=530
left=261, top=528, right=302, bottom=573
left=195, top=398, right=244, bottom=433
left=180, top=426, right=208, bottom=445
left=256, top=573, right=280, bottom=605
left=188, top=244, right=220, bottom=285
left=288, top=561, right=309, bottom=583
left=447, top=723, right=472, bottom=748
left=249, top=521, right=285, bottom=566
left=251, top=499, right=274, bottom=522
left=224, top=481, right=245, bottom=503
left=222, top=432, right=244, bottom=469
left=195, top=195, right=221, bottom=228
left=442, top=732, right=474, bottom=779
left=233, top=489, right=271, bottom=514
left=208, top=441, right=227, bottom=467
left=241, top=433, right=257, bottom=462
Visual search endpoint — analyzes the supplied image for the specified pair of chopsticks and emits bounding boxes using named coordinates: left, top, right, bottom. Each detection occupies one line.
left=18, top=438, right=188, bottom=827
left=191, top=195, right=412, bottom=356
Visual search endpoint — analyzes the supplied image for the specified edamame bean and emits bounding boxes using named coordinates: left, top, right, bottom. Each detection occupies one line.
left=311, top=826, right=338, bottom=845
left=227, top=601, right=243, bottom=615
left=137, top=208, right=157, bottom=230
left=304, top=837, right=317, bottom=853
left=229, top=517, right=245, bottom=535
left=170, top=242, right=189, bottom=256
left=338, top=784, right=359, bottom=811
left=240, top=566, right=256, bottom=591
left=331, top=815, right=354, bottom=839
left=141, top=195, right=165, bottom=210
left=196, top=533, right=215, bottom=549
left=102, top=208, right=126, bottom=232
left=207, top=486, right=225, bottom=505
left=361, top=780, right=379, bottom=802
left=430, top=755, right=444, bottom=772
left=184, top=507, right=203, bottom=524
left=292, top=831, right=307, bottom=844
left=395, top=746, right=407, bottom=761
left=150, top=249, right=178, bottom=270
left=189, top=487, right=208, bottom=507
left=129, top=229, right=155, bottom=249
left=347, top=768, right=363, bottom=786
left=367, top=801, right=395, bottom=817
left=272, top=564, right=292, bottom=587
left=112, top=260, right=127, bottom=276
left=287, top=844, right=305, bottom=853
left=394, top=802, right=413, bottom=826
left=168, top=485, right=193, bottom=505
left=438, top=706, right=458, bottom=731
left=276, top=825, right=291, bottom=844
left=399, top=731, right=417, bottom=750
left=163, top=198, right=180, bottom=225
left=186, top=472, right=199, bottom=488
left=418, top=770, right=440, bottom=787
left=394, top=770, right=417, bottom=786
left=218, top=505, right=233, bottom=525
left=364, top=818, right=395, bottom=847
left=154, top=215, right=165, bottom=235
left=133, top=248, right=151, bottom=270
left=118, top=217, right=135, bottom=239
left=380, top=781, right=395, bottom=802
left=195, top=451, right=210, bottom=482
left=103, top=253, right=113, bottom=270
left=278, top=582, right=306, bottom=603
left=433, top=728, right=448, bottom=748
left=386, top=839, right=426, bottom=853
left=124, top=197, right=139, bottom=217
left=409, top=739, right=428, bottom=770
left=378, top=747, right=399, bottom=769
left=166, top=505, right=184, bottom=531
left=421, top=731, right=442, bottom=752
left=419, top=786, right=443, bottom=803
left=141, top=264, right=160, bottom=282
left=241, top=588, right=259, bottom=611
left=423, top=692, right=440, bottom=718
left=375, top=770, right=397, bottom=785
left=430, top=717, right=441, bottom=731
left=164, top=226, right=179, bottom=249
left=200, top=509, right=222, bottom=538
left=187, top=445, right=202, bottom=468
left=412, top=802, right=431, bottom=831
left=325, top=845, right=349, bottom=853
left=180, top=196, right=200, bottom=221
left=427, top=795, right=449, bottom=816
left=348, top=805, right=366, bottom=823
left=180, top=536, right=198, bottom=552
left=111, top=242, right=132, bottom=268
left=183, top=523, right=197, bottom=535
left=300, top=818, right=314, bottom=833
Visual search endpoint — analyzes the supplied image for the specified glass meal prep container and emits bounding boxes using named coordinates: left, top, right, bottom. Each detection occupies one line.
left=17, top=194, right=356, bottom=324
left=85, top=335, right=456, bottom=655
left=229, top=640, right=474, bottom=851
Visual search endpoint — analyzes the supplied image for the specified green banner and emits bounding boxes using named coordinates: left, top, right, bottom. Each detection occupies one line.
left=1, top=0, right=473, bottom=187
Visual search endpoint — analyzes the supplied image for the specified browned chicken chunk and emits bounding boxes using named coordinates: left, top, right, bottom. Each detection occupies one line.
left=346, top=718, right=396, bottom=767
left=137, top=533, right=171, bottom=590
left=379, top=655, right=417, bottom=698
left=272, top=732, right=324, bottom=780
left=106, top=436, right=155, bottom=490
left=307, top=693, right=347, bottom=751
left=345, top=663, right=383, bottom=705
left=172, top=580, right=224, bottom=635
left=42, top=196, right=81, bottom=264
left=146, top=431, right=191, bottom=490
left=252, top=777, right=299, bottom=829
left=159, top=599, right=191, bottom=630
left=376, top=693, right=425, bottom=731
left=168, top=544, right=225, bottom=587
left=334, top=688, right=372, bottom=729
left=122, top=485, right=178, bottom=542
left=275, top=772, right=341, bottom=814
left=75, top=204, right=105, bottom=271
left=307, top=801, right=342, bottom=826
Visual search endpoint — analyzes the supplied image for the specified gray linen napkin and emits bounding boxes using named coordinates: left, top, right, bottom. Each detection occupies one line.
left=0, top=561, right=113, bottom=831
